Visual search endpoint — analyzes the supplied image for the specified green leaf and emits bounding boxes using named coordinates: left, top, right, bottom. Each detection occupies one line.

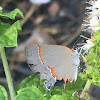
left=47, top=76, right=83, bottom=100
left=61, top=76, right=83, bottom=100
left=79, top=67, right=100, bottom=86
left=50, top=86, right=62, bottom=95
left=16, top=73, right=40, bottom=91
left=16, top=73, right=47, bottom=94
left=62, top=92, right=78, bottom=100
left=85, top=30, right=100, bottom=68
left=0, top=20, right=22, bottom=47
left=38, top=79, right=47, bottom=94
left=50, top=95, right=65, bottom=100
left=50, top=93, right=78, bottom=100
left=15, top=85, right=44, bottom=100
left=0, top=21, right=10, bottom=33
left=0, top=8, right=24, bottom=19
left=64, top=76, right=84, bottom=91
left=0, top=85, right=8, bottom=100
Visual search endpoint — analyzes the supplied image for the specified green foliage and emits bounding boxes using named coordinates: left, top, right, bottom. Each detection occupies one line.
left=0, top=20, right=22, bottom=47
left=49, top=90, right=77, bottom=100
left=0, top=6, right=23, bottom=47
left=85, top=30, right=100, bottom=68
left=50, top=76, right=83, bottom=100
left=16, top=73, right=48, bottom=100
left=0, top=8, right=24, bottom=19
left=79, top=67, right=100, bottom=86
left=15, top=73, right=84, bottom=100
left=64, top=76, right=84, bottom=91
left=15, top=85, right=44, bottom=100
left=16, top=73, right=47, bottom=94
left=50, top=95, right=65, bottom=100
left=78, top=22, right=100, bottom=99
left=84, top=92, right=90, bottom=100
left=0, top=85, right=8, bottom=100
left=80, top=29, right=100, bottom=88
left=0, top=6, right=24, bottom=100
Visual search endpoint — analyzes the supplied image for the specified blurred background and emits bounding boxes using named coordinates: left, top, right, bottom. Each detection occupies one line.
left=0, top=0, right=100, bottom=100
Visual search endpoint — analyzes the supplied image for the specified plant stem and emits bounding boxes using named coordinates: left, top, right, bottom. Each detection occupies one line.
left=0, top=45, right=15, bottom=100
left=80, top=79, right=91, bottom=99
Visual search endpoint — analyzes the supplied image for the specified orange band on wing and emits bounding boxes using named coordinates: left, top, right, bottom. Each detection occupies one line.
left=48, top=66, right=73, bottom=82
left=48, top=66, right=56, bottom=77
left=56, top=75, right=62, bottom=80
left=65, top=47, right=74, bottom=53
left=48, top=65, right=62, bottom=80
left=38, top=45, right=45, bottom=64
left=68, top=78, right=72, bottom=82
left=63, top=78, right=66, bottom=82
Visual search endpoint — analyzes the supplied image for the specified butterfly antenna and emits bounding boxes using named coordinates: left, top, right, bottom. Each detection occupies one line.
left=72, top=36, right=81, bottom=50
left=80, top=35, right=89, bottom=40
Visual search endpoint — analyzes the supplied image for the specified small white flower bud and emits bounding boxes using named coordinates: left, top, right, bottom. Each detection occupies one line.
left=89, top=16, right=100, bottom=31
left=29, top=0, right=51, bottom=5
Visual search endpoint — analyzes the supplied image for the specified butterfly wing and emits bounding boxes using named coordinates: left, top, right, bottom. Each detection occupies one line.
left=40, top=45, right=78, bottom=81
